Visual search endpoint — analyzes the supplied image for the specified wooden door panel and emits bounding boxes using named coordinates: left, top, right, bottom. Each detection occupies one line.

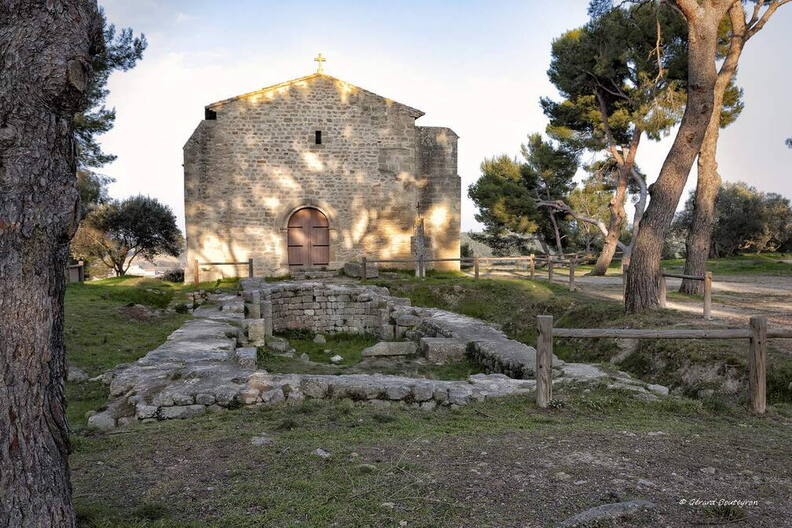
left=311, top=226, right=329, bottom=245
left=287, top=208, right=329, bottom=268
left=288, top=227, right=308, bottom=245
left=287, top=246, right=304, bottom=267
left=311, top=245, right=329, bottom=265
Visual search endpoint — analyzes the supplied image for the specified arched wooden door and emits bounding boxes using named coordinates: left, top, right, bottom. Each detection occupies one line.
left=287, top=208, right=330, bottom=268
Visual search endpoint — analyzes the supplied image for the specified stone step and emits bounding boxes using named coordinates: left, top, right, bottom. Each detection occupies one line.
left=292, top=269, right=339, bottom=280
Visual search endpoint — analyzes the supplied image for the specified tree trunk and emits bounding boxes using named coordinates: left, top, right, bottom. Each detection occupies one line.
left=0, top=2, right=102, bottom=527
left=625, top=4, right=729, bottom=313
left=549, top=211, right=564, bottom=254
left=680, top=121, right=721, bottom=294
left=681, top=3, right=747, bottom=294
left=591, top=164, right=631, bottom=275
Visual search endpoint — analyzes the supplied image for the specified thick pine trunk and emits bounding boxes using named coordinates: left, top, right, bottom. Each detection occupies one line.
left=625, top=7, right=727, bottom=313
left=591, top=164, right=631, bottom=276
left=0, top=2, right=102, bottom=527
left=681, top=4, right=746, bottom=295
left=680, top=122, right=721, bottom=294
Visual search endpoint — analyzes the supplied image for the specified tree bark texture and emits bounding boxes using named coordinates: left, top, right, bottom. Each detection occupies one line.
left=625, top=1, right=734, bottom=313
left=0, top=2, right=102, bottom=527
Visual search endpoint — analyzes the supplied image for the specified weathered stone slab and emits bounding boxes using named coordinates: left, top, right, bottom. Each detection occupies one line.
left=420, top=337, right=467, bottom=364
left=159, top=405, right=206, bottom=420
left=362, top=341, right=417, bottom=357
left=343, top=262, right=379, bottom=278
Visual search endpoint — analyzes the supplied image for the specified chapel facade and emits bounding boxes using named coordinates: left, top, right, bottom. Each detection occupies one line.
left=183, top=71, right=460, bottom=281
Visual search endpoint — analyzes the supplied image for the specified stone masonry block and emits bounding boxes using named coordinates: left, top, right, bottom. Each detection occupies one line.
left=420, top=337, right=468, bottom=364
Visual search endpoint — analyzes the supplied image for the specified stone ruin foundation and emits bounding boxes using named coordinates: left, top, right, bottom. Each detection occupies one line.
left=87, top=280, right=668, bottom=430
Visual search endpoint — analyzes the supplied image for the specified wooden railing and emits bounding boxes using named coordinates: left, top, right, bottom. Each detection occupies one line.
left=360, top=253, right=581, bottom=291
left=535, top=314, right=792, bottom=414
left=623, top=266, right=714, bottom=320
left=193, top=258, right=253, bottom=286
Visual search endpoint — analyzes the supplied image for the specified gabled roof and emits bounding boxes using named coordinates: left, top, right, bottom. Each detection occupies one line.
left=205, top=73, right=425, bottom=118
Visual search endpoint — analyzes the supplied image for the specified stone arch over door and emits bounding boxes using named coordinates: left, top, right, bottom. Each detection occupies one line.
left=287, top=207, right=330, bottom=269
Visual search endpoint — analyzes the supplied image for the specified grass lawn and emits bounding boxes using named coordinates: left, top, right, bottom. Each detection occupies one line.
left=663, top=253, right=792, bottom=276
left=71, top=387, right=792, bottom=527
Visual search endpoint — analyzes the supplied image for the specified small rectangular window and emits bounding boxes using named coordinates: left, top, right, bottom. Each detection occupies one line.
left=315, top=130, right=322, bottom=145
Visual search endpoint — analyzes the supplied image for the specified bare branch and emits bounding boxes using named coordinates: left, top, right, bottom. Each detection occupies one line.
left=747, top=0, right=792, bottom=39
left=749, top=0, right=768, bottom=26
left=537, top=199, right=628, bottom=251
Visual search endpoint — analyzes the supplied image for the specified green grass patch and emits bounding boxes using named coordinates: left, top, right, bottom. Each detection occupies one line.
left=69, top=385, right=790, bottom=528
left=65, top=278, right=191, bottom=375
left=663, top=253, right=792, bottom=276
left=285, top=332, right=379, bottom=365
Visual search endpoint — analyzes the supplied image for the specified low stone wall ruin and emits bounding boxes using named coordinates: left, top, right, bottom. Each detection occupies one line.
left=85, top=283, right=668, bottom=430
left=240, top=278, right=553, bottom=378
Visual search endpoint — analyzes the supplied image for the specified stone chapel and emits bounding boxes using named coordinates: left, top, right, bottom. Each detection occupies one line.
left=183, top=65, right=460, bottom=281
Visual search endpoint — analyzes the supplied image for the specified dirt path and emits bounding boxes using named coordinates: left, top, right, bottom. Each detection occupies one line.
left=567, top=274, right=792, bottom=327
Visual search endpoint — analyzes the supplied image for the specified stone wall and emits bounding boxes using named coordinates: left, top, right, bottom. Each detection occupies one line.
left=417, top=127, right=461, bottom=271
left=244, top=281, right=405, bottom=337
left=184, top=73, right=460, bottom=282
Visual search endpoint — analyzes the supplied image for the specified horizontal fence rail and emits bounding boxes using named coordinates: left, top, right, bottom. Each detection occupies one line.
left=624, top=266, right=714, bottom=321
left=193, top=258, right=254, bottom=286
left=359, top=253, right=580, bottom=290
left=536, top=314, right=788, bottom=414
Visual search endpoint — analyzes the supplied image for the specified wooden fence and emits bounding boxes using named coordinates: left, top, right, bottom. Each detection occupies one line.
left=535, top=314, right=792, bottom=414
left=193, top=258, right=254, bottom=286
left=623, top=266, right=713, bottom=320
left=65, top=261, right=85, bottom=283
left=360, top=254, right=580, bottom=291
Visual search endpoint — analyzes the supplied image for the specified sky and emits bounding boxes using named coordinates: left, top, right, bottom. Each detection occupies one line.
left=99, top=0, right=792, bottom=233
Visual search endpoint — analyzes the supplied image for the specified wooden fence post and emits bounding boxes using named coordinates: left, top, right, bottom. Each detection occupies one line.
left=569, top=254, right=577, bottom=292
left=703, top=271, right=713, bottom=320
left=361, top=257, right=368, bottom=281
left=748, top=316, right=767, bottom=414
left=530, top=254, right=535, bottom=280
left=248, top=258, right=254, bottom=278
left=474, top=256, right=480, bottom=280
left=193, top=259, right=200, bottom=287
left=547, top=256, right=554, bottom=283
left=536, top=315, right=554, bottom=408
left=659, top=275, right=667, bottom=309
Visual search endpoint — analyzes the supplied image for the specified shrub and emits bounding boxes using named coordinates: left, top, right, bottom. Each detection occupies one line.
left=162, top=268, right=184, bottom=282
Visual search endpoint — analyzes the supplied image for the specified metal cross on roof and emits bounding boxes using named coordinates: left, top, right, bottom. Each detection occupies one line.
left=314, top=53, right=326, bottom=73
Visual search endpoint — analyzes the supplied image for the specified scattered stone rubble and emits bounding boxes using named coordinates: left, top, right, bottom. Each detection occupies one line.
left=87, top=281, right=668, bottom=430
